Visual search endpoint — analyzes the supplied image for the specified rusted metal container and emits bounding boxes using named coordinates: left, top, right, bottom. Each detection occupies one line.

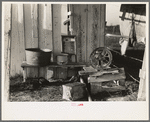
left=25, top=48, right=52, bottom=66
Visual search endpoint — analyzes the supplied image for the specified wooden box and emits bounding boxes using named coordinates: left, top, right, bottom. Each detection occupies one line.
left=62, top=82, right=87, bottom=101
left=61, top=35, right=76, bottom=54
left=88, top=68, right=126, bottom=94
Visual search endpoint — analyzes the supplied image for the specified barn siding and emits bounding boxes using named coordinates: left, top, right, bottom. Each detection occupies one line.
left=4, top=4, right=106, bottom=79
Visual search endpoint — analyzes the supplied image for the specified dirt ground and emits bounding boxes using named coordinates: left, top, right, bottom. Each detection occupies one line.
left=9, top=76, right=139, bottom=102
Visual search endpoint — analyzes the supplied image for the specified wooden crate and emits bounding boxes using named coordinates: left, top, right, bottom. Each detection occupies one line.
left=62, top=82, right=87, bottom=101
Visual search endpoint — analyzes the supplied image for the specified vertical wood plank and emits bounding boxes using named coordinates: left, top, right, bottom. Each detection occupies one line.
left=87, top=4, right=101, bottom=63
left=52, top=4, right=61, bottom=79
left=59, top=4, right=68, bottom=79
left=99, top=4, right=105, bottom=47
left=11, top=4, right=25, bottom=77
left=52, top=4, right=62, bottom=62
left=72, top=4, right=81, bottom=62
left=32, top=4, right=38, bottom=42
left=87, top=4, right=105, bottom=62
left=80, top=5, right=88, bottom=63
left=11, top=4, right=18, bottom=77
left=61, top=4, right=68, bottom=35
left=52, top=4, right=67, bottom=60
left=53, top=4, right=68, bottom=79
left=72, top=4, right=88, bottom=63
left=38, top=4, right=45, bottom=78
left=24, top=4, right=32, bottom=48
left=39, top=4, right=53, bottom=78
left=18, top=4, right=26, bottom=75
left=4, top=3, right=11, bottom=101
left=87, top=4, right=93, bottom=63
left=24, top=4, right=38, bottom=78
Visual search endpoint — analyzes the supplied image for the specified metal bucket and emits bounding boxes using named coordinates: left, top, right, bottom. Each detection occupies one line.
left=25, top=48, right=52, bottom=66
left=57, top=54, right=68, bottom=65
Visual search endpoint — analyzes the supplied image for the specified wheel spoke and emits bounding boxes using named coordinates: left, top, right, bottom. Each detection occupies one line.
left=90, top=47, right=112, bottom=70
left=101, top=50, right=106, bottom=56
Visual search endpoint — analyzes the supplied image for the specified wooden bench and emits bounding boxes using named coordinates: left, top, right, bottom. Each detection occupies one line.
left=21, top=61, right=86, bottom=82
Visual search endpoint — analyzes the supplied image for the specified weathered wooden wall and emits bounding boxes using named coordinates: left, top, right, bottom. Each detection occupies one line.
left=72, top=4, right=105, bottom=63
left=4, top=3, right=106, bottom=79
left=4, top=3, right=11, bottom=101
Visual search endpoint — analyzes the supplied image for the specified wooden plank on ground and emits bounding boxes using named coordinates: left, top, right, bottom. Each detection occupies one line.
left=24, top=4, right=38, bottom=78
left=88, top=68, right=126, bottom=83
left=4, top=3, right=11, bottom=101
left=90, top=83, right=126, bottom=94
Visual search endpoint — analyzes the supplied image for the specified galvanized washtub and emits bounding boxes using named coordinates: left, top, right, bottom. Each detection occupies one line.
left=25, top=48, right=52, bottom=66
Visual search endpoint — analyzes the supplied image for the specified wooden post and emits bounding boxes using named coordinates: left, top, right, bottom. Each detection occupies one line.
left=137, top=49, right=146, bottom=101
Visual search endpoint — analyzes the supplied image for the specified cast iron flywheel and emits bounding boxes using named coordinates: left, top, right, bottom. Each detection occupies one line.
left=89, top=47, right=112, bottom=70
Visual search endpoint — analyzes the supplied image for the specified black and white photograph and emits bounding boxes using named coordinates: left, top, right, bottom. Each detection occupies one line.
left=2, top=2, right=149, bottom=120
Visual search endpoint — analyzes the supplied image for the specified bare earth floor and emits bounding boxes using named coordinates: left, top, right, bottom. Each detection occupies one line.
left=9, top=77, right=139, bottom=102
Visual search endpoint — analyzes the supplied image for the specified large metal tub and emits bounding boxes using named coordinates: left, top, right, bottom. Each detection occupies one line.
left=25, top=48, right=52, bottom=66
